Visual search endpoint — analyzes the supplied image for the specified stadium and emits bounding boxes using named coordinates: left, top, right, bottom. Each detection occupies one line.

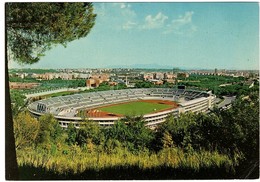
left=28, top=88, right=216, bottom=128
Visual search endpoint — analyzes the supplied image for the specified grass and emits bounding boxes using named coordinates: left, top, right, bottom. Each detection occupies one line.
left=17, top=147, right=236, bottom=180
left=98, top=101, right=172, bottom=116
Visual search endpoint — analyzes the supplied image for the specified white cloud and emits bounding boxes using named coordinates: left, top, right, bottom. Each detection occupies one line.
left=111, top=3, right=125, bottom=8
left=163, top=11, right=197, bottom=35
left=122, top=21, right=137, bottom=30
left=120, top=3, right=126, bottom=9
left=94, top=3, right=137, bottom=31
left=95, top=4, right=196, bottom=35
left=96, top=3, right=136, bottom=17
left=141, top=12, right=168, bottom=30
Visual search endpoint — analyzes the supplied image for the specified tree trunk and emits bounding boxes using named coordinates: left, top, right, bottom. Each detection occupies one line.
left=5, top=6, right=19, bottom=179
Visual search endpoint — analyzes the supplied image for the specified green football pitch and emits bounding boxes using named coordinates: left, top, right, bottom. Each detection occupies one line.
left=98, top=101, right=172, bottom=116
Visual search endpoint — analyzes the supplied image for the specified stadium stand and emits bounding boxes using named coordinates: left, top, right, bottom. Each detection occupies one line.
left=28, top=88, right=215, bottom=128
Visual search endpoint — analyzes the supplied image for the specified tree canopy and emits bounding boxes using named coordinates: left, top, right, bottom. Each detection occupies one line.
left=5, top=3, right=96, bottom=179
left=10, top=90, right=26, bottom=116
left=6, top=2, right=96, bottom=64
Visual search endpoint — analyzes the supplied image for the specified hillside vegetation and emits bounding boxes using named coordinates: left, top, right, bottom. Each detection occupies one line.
left=14, top=91, right=259, bottom=179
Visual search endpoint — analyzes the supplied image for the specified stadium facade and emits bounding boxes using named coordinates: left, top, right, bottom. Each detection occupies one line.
left=28, top=88, right=216, bottom=128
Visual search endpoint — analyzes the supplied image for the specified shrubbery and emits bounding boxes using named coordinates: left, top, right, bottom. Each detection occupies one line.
left=14, top=91, right=259, bottom=179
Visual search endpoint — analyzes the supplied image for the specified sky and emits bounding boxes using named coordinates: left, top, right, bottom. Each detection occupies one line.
left=8, top=2, right=259, bottom=70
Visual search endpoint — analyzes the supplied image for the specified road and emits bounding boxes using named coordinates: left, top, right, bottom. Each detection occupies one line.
left=217, top=96, right=236, bottom=109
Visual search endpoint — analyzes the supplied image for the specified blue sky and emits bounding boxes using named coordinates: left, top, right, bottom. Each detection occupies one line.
left=9, top=2, right=259, bottom=70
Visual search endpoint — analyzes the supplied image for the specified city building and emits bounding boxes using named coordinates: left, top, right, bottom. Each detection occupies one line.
left=9, top=82, right=39, bottom=89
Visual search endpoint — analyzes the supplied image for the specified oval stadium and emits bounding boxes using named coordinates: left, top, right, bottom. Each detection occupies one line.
left=28, top=88, right=216, bottom=128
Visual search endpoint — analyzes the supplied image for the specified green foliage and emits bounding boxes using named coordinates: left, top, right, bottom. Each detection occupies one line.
left=104, top=121, right=129, bottom=142
left=10, top=90, right=26, bottom=116
left=104, top=120, right=154, bottom=152
left=65, top=123, right=77, bottom=145
left=135, top=81, right=153, bottom=88
left=103, top=139, right=121, bottom=154
left=157, top=91, right=259, bottom=163
left=129, top=120, right=155, bottom=151
left=9, top=68, right=58, bottom=74
left=6, top=2, right=96, bottom=64
left=91, top=82, right=109, bottom=91
left=13, top=111, right=40, bottom=149
left=75, top=121, right=103, bottom=147
left=68, top=79, right=86, bottom=88
left=215, top=92, right=259, bottom=159
left=178, top=75, right=250, bottom=96
left=216, top=84, right=258, bottom=96
left=6, top=2, right=96, bottom=179
left=9, top=76, right=39, bottom=83
left=134, top=81, right=173, bottom=88
left=36, top=114, right=62, bottom=147
left=161, top=131, right=174, bottom=148
left=14, top=89, right=259, bottom=179
left=16, top=144, right=234, bottom=179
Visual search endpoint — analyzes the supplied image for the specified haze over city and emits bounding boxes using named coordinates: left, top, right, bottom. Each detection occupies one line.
left=9, top=2, right=259, bottom=70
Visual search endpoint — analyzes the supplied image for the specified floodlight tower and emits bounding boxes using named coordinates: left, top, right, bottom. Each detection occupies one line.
left=125, top=75, right=128, bottom=86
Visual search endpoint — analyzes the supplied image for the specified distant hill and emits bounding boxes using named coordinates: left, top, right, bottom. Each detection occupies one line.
left=9, top=68, right=58, bottom=74
left=108, top=63, right=187, bottom=70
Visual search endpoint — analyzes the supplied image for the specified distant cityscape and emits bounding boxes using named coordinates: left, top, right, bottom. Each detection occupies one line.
left=9, top=68, right=259, bottom=90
